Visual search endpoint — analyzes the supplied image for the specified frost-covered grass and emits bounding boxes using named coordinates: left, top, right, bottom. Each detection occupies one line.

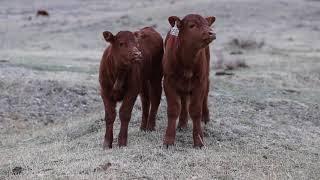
left=1, top=0, right=320, bottom=179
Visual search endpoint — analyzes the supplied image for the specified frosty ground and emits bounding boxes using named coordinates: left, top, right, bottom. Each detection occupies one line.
left=0, top=0, right=320, bottom=179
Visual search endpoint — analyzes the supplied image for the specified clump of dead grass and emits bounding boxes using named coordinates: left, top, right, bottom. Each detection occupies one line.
left=229, top=38, right=265, bottom=50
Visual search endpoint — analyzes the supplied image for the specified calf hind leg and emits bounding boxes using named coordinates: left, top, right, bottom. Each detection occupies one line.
left=140, top=85, right=150, bottom=131
left=202, top=96, right=210, bottom=124
left=177, top=95, right=188, bottom=130
left=146, top=79, right=162, bottom=131
left=202, top=80, right=210, bottom=124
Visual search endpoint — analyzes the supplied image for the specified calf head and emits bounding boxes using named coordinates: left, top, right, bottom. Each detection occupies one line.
left=168, top=14, right=216, bottom=49
left=103, top=31, right=142, bottom=67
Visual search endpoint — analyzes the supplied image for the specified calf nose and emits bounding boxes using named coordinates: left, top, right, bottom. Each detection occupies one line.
left=209, top=31, right=216, bottom=39
left=133, top=51, right=141, bottom=56
left=132, top=47, right=138, bottom=52
left=203, top=30, right=216, bottom=38
left=132, top=47, right=140, bottom=55
left=131, top=47, right=142, bottom=61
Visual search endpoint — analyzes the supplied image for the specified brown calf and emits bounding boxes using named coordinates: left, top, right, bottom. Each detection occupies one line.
left=99, top=27, right=163, bottom=149
left=162, top=14, right=216, bottom=147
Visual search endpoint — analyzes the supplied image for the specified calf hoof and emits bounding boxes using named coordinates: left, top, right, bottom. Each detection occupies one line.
left=202, top=115, right=210, bottom=124
left=164, top=143, right=174, bottom=149
left=194, top=142, right=205, bottom=148
left=177, top=123, right=187, bottom=131
left=163, top=138, right=175, bottom=148
left=146, top=127, right=155, bottom=131
left=118, top=143, right=127, bottom=147
left=146, top=124, right=155, bottom=131
left=118, top=140, right=127, bottom=147
left=194, top=144, right=205, bottom=149
left=103, top=140, right=112, bottom=150
left=140, top=123, right=147, bottom=131
left=193, top=135, right=205, bottom=148
left=118, top=137, right=127, bottom=147
left=178, top=117, right=188, bottom=130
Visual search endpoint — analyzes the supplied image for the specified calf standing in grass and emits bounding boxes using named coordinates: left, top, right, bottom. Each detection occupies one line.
left=163, top=14, right=216, bottom=147
left=99, top=27, right=163, bottom=149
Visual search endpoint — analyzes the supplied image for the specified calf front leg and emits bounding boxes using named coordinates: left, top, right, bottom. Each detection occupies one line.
left=163, top=79, right=181, bottom=146
left=146, top=78, right=162, bottom=131
left=118, top=92, right=138, bottom=147
left=189, top=90, right=205, bottom=148
left=101, top=92, right=116, bottom=149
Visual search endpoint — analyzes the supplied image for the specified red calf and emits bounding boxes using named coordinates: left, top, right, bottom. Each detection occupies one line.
left=99, top=27, right=163, bottom=149
left=162, top=14, right=216, bottom=147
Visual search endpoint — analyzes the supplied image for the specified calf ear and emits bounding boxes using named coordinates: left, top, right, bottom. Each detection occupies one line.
left=206, top=16, right=216, bottom=26
left=134, top=31, right=145, bottom=40
left=168, top=16, right=182, bottom=29
left=103, top=31, right=114, bottom=43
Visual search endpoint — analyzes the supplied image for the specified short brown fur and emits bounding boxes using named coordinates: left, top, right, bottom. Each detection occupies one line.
left=163, top=14, right=216, bottom=147
left=99, top=27, right=163, bottom=149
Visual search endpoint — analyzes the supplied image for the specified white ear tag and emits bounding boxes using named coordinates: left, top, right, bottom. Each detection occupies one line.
left=170, top=22, right=179, bottom=36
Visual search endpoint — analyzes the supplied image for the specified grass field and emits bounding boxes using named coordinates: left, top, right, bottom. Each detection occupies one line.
left=0, top=0, right=320, bottom=179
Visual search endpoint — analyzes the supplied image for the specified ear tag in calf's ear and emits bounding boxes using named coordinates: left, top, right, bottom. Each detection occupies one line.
left=170, top=22, right=179, bottom=36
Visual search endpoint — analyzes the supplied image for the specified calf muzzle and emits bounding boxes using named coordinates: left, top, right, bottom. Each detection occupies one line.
left=209, top=31, right=216, bottom=40
left=131, top=47, right=143, bottom=63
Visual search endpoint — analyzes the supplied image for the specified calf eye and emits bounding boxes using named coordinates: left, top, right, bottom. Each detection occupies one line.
left=189, top=24, right=195, bottom=28
left=119, top=42, right=124, bottom=47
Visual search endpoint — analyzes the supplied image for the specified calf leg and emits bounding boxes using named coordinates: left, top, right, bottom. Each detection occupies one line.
left=177, top=95, right=188, bottom=130
left=101, top=91, right=116, bottom=149
left=118, top=92, right=137, bottom=147
left=163, top=79, right=181, bottom=146
left=146, top=78, right=162, bottom=131
left=189, top=91, right=205, bottom=148
left=140, top=83, right=150, bottom=131
left=202, top=80, right=210, bottom=124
